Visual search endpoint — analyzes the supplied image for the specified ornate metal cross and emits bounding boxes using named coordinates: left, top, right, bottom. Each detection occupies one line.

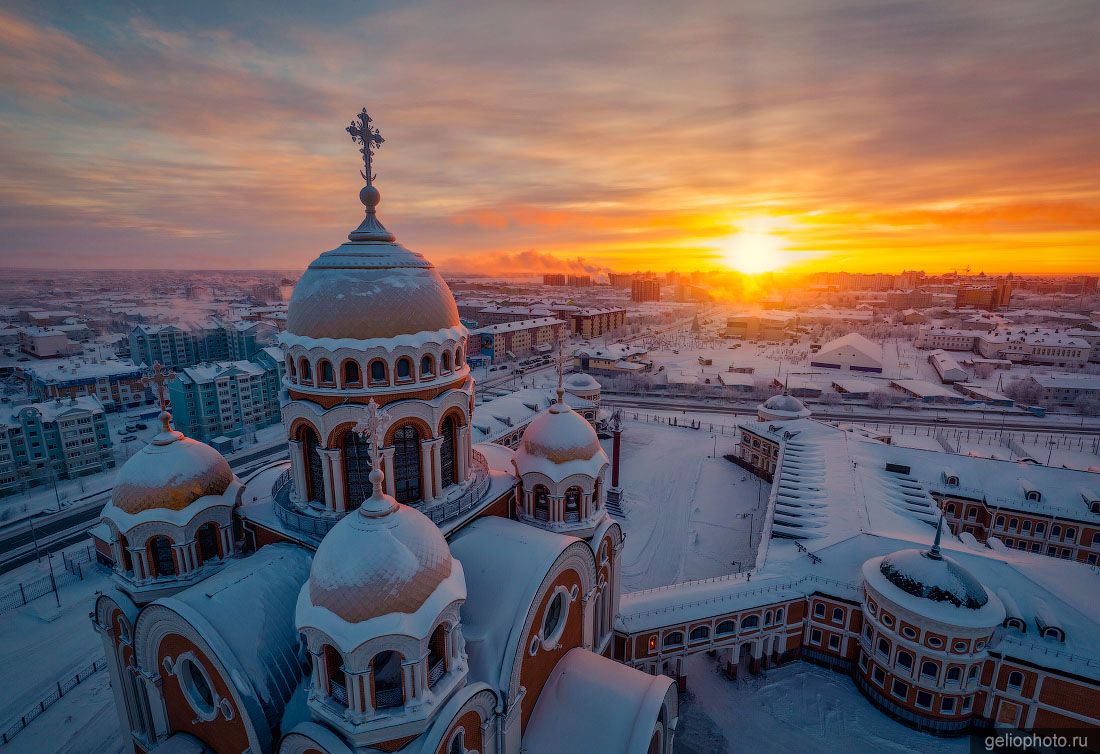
left=346, top=107, right=385, bottom=184
left=353, top=398, right=392, bottom=466
left=142, top=361, right=176, bottom=412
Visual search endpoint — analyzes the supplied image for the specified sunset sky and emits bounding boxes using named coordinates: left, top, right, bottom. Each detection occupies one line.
left=1, top=1, right=1099, bottom=275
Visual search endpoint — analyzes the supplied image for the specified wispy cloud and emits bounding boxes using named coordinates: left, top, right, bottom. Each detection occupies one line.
left=0, top=0, right=1098, bottom=272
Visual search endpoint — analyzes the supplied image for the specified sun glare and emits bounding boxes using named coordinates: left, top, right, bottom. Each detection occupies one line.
left=717, top=217, right=789, bottom=275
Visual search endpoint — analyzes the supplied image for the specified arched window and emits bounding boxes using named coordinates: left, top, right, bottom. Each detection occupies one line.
left=342, top=360, right=360, bottom=386
left=716, top=620, right=736, bottom=635
left=369, top=359, right=387, bottom=385
left=1007, top=671, right=1023, bottom=691
left=564, top=486, right=582, bottom=521
left=534, top=485, right=550, bottom=521
left=393, top=425, right=422, bottom=503
left=421, top=354, right=435, bottom=378
left=764, top=610, right=773, bottom=627
left=286, top=357, right=296, bottom=380
left=449, top=730, right=466, bottom=754
left=455, top=347, right=463, bottom=365
left=921, top=661, right=938, bottom=680
left=593, top=478, right=601, bottom=508
left=299, top=358, right=312, bottom=383
left=442, top=351, right=452, bottom=372
left=428, top=624, right=448, bottom=688
left=775, top=608, right=784, bottom=623
left=946, top=666, right=962, bottom=684
left=741, top=615, right=759, bottom=630
left=440, top=415, right=457, bottom=488
left=196, top=523, right=219, bottom=563
left=690, top=626, right=710, bottom=642
left=323, top=645, right=347, bottom=706
left=877, top=637, right=890, bottom=657
left=396, top=357, right=413, bottom=381
left=149, top=536, right=175, bottom=577
left=896, top=650, right=913, bottom=671
left=663, top=631, right=684, bottom=647
left=342, top=430, right=374, bottom=508
left=318, top=360, right=334, bottom=385
left=372, top=651, right=403, bottom=709
left=302, top=425, right=325, bottom=504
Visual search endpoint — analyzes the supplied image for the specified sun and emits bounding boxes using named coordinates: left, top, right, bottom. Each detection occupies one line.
left=717, top=217, right=789, bottom=274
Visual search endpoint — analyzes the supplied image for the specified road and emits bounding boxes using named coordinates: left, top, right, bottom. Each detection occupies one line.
left=602, top=393, right=1100, bottom=434
left=0, top=444, right=288, bottom=574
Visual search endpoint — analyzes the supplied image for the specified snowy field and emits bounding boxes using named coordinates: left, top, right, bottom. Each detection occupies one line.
left=611, top=419, right=767, bottom=591
left=675, top=654, right=968, bottom=754
left=0, top=544, right=121, bottom=752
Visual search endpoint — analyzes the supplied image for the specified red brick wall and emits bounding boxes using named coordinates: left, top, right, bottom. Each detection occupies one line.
left=520, top=568, right=585, bottom=730
left=436, top=709, right=483, bottom=754
left=157, top=635, right=249, bottom=754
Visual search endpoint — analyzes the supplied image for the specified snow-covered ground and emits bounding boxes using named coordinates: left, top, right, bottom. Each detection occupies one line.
left=0, top=543, right=117, bottom=751
left=675, top=653, right=968, bottom=754
left=612, top=419, right=766, bottom=591
left=3, top=670, right=126, bottom=754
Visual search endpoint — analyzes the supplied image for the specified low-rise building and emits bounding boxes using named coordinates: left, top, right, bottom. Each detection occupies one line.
left=19, top=327, right=81, bottom=358
left=472, top=317, right=566, bottom=364
left=928, top=350, right=968, bottom=383
left=810, top=333, right=884, bottom=373
left=723, top=312, right=797, bottom=340
left=1023, top=373, right=1100, bottom=405
left=574, top=343, right=652, bottom=376
left=976, top=329, right=1090, bottom=368
left=0, top=395, right=114, bottom=497
left=20, top=359, right=151, bottom=409
left=915, top=328, right=979, bottom=351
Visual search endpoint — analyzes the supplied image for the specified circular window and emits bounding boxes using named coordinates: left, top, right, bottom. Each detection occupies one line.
left=868, top=602, right=878, bottom=616
left=928, top=636, right=944, bottom=649
left=543, top=592, right=565, bottom=640
left=975, top=640, right=986, bottom=651
left=953, top=640, right=967, bottom=653
left=902, top=627, right=917, bottom=640
left=180, top=657, right=216, bottom=718
left=882, top=614, right=893, bottom=627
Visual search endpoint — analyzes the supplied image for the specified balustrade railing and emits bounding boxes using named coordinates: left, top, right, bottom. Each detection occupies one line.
left=428, top=658, right=446, bottom=687
left=375, top=686, right=402, bottom=709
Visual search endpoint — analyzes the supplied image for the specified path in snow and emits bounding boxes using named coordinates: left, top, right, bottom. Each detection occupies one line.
left=613, top=420, right=766, bottom=591
left=3, top=670, right=127, bottom=754
left=676, top=653, right=969, bottom=754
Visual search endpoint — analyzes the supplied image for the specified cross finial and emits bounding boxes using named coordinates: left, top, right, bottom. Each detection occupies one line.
left=555, top=337, right=566, bottom=406
left=142, top=362, right=176, bottom=413
left=353, top=398, right=393, bottom=496
left=346, top=107, right=385, bottom=186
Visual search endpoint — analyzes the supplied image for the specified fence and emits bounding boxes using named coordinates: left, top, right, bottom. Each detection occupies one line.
left=0, top=545, right=101, bottom=615
left=1, top=656, right=108, bottom=744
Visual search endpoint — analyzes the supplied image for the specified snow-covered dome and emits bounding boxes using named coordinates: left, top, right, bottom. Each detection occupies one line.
left=877, top=549, right=988, bottom=609
left=758, top=393, right=812, bottom=422
left=565, top=372, right=600, bottom=390
left=304, top=469, right=460, bottom=624
left=515, top=395, right=607, bottom=478
left=111, top=412, right=233, bottom=515
left=285, top=150, right=460, bottom=342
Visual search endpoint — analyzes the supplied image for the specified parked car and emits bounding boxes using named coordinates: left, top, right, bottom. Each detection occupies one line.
left=134, top=422, right=148, bottom=430
left=122, top=435, right=138, bottom=442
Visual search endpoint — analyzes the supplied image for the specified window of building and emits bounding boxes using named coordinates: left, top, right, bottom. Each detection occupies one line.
left=941, top=697, right=956, bottom=715
left=533, top=485, right=550, bottom=521
left=877, top=638, right=890, bottom=657
left=1007, top=671, right=1023, bottom=692
left=915, top=690, right=933, bottom=710
left=873, top=665, right=886, bottom=686
left=663, top=631, right=684, bottom=648
left=302, top=425, right=326, bottom=504
left=858, top=652, right=869, bottom=671
left=440, top=415, right=457, bottom=488
left=901, top=626, right=917, bottom=640
left=372, top=651, right=403, bottom=709
left=396, top=357, right=413, bottom=380
left=832, top=607, right=844, bottom=624
left=828, top=635, right=841, bottom=651
left=741, top=615, right=759, bottom=630
left=953, top=640, right=968, bottom=653
left=716, top=620, right=736, bottom=636
left=810, top=628, right=822, bottom=645
left=962, top=696, right=973, bottom=713
left=179, top=657, right=216, bottom=718
left=342, top=429, right=374, bottom=508
left=196, top=523, right=219, bottom=563
left=342, top=361, right=360, bottom=385
left=564, top=486, right=582, bottom=520
left=896, top=650, right=913, bottom=672
left=921, top=661, right=937, bottom=681
left=864, top=625, right=873, bottom=641
left=891, top=679, right=909, bottom=700
left=150, top=536, right=175, bottom=578
left=421, top=354, right=435, bottom=377
left=369, top=360, right=387, bottom=385
left=319, top=360, right=334, bottom=385
left=690, top=626, right=710, bottom=642
left=813, top=603, right=826, bottom=618
left=392, top=425, right=422, bottom=503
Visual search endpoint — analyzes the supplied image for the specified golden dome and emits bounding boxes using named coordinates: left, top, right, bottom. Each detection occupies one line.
left=307, top=472, right=454, bottom=623
left=111, top=416, right=233, bottom=515
left=286, top=241, right=461, bottom=341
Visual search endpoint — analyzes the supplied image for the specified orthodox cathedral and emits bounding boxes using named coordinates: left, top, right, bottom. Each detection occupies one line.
left=90, top=110, right=677, bottom=754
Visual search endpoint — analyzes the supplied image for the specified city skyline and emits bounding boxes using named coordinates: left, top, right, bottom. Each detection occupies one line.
left=2, top=1, right=1099, bottom=275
